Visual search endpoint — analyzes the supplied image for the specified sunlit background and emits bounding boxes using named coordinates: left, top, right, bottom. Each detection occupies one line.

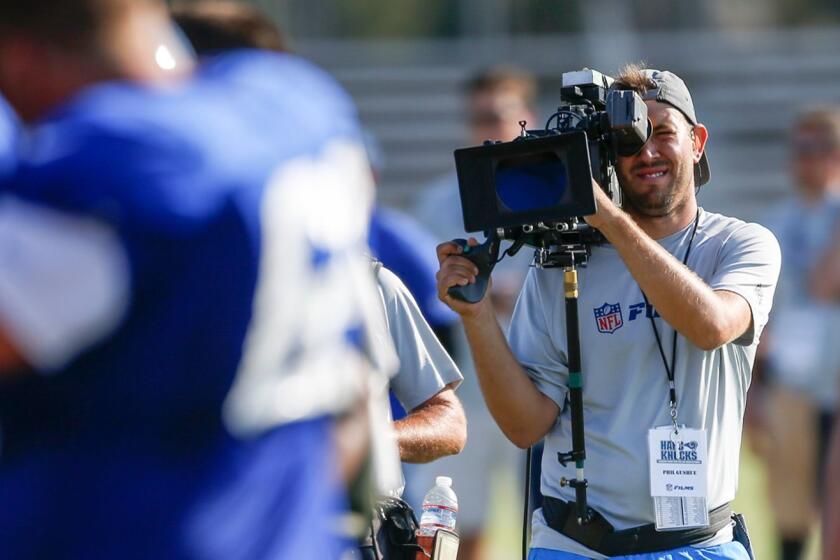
left=172, top=1, right=840, bottom=558
left=234, top=0, right=840, bottom=221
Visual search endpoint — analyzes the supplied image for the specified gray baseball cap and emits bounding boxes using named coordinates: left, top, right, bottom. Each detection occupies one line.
left=639, top=69, right=711, bottom=187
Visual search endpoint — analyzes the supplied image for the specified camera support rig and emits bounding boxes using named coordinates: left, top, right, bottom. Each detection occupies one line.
left=449, top=224, right=601, bottom=529
left=536, top=235, right=594, bottom=526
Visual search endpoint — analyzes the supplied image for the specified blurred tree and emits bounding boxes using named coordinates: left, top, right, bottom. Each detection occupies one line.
left=331, top=0, right=458, bottom=38
left=631, top=0, right=713, bottom=29
left=206, top=0, right=840, bottom=40
left=509, top=0, right=581, bottom=34
left=777, top=0, right=840, bottom=25
left=251, top=0, right=578, bottom=39
left=258, top=0, right=457, bottom=38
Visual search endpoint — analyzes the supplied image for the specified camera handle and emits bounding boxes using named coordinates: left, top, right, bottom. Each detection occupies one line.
left=446, top=234, right=501, bottom=304
left=555, top=264, right=593, bottom=526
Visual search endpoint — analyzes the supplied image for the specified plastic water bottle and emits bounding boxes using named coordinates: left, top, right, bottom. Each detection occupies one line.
left=417, top=476, right=458, bottom=537
left=415, top=476, right=458, bottom=558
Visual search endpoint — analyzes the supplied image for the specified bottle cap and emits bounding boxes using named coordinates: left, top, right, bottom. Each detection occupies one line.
left=435, top=476, right=452, bottom=487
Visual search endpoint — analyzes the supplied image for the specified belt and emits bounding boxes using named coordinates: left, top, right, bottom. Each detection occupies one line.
left=541, top=496, right=732, bottom=556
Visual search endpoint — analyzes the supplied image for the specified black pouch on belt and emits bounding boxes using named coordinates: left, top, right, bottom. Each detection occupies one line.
left=541, top=496, right=733, bottom=557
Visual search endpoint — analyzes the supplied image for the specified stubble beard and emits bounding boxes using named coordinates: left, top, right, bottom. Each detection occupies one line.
left=618, top=162, right=693, bottom=219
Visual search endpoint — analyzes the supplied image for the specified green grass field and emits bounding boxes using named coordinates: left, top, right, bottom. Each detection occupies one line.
left=478, top=442, right=821, bottom=559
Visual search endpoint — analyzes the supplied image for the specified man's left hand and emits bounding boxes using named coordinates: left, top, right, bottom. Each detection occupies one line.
left=583, top=179, right=618, bottom=230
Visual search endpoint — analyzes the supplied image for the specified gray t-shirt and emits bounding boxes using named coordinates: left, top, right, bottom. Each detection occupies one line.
left=375, top=266, right=463, bottom=412
left=365, top=264, right=464, bottom=497
left=507, top=209, right=781, bottom=557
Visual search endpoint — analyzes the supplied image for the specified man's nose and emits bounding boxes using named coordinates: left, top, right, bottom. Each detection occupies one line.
left=637, top=139, right=660, bottom=161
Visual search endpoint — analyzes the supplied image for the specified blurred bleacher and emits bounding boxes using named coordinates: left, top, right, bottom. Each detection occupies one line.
left=295, top=26, right=840, bottom=222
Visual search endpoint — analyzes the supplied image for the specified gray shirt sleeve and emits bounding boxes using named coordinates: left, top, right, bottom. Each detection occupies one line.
left=709, top=222, right=781, bottom=346
left=376, top=267, right=463, bottom=411
left=507, top=269, right=569, bottom=410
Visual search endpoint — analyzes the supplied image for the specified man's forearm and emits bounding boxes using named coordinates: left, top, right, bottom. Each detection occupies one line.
left=461, top=305, right=558, bottom=448
left=596, top=209, right=749, bottom=350
left=394, top=388, right=466, bottom=463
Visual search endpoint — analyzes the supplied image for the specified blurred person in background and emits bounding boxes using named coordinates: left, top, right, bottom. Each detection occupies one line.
left=755, top=107, right=840, bottom=560
left=358, top=260, right=467, bottom=559
left=172, top=0, right=467, bottom=475
left=811, top=157, right=840, bottom=560
left=413, top=66, right=538, bottom=319
left=408, top=66, right=538, bottom=560
left=172, top=2, right=469, bottom=553
left=0, top=0, right=381, bottom=558
left=172, top=0, right=460, bottom=379
left=171, top=0, right=289, bottom=53
left=360, top=129, right=465, bottom=447
left=368, top=259, right=466, bottom=465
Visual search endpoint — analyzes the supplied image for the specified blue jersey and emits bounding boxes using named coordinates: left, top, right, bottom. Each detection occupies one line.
left=0, top=51, right=375, bottom=559
left=0, top=95, right=18, bottom=177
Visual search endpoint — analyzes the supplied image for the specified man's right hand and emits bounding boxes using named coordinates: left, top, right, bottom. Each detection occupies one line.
left=435, top=238, right=494, bottom=319
left=435, top=239, right=559, bottom=449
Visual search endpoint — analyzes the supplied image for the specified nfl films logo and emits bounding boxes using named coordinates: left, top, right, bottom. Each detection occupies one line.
left=594, top=302, right=623, bottom=333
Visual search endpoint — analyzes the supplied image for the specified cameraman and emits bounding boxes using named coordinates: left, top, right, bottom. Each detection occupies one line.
left=436, top=64, right=781, bottom=559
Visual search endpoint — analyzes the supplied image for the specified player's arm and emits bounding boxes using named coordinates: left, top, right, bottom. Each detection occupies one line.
left=0, top=330, right=28, bottom=375
left=394, top=382, right=466, bottom=463
left=586, top=186, right=754, bottom=350
left=436, top=241, right=559, bottom=449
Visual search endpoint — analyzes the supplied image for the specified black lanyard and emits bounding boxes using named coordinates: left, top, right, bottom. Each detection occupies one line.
left=640, top=208, right=701, bottom=426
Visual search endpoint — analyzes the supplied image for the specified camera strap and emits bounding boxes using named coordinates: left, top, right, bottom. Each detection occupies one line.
left=640, top=208, right=700, bottom=432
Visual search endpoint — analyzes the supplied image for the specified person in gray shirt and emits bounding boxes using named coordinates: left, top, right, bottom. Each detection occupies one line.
left=435, top=64, right=781, bottom=560
left=372, top=262, right=466, bottom=466
left=353, top=260, right=466, bottom=516
left=755, top=107, right=840, bottom=560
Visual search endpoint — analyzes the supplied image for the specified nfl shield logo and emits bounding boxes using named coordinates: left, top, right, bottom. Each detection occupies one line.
left=594, top=302, right=623, bottom=334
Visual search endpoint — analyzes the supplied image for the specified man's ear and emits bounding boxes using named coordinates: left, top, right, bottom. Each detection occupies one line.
left=692, top=124, right=709, bottom=164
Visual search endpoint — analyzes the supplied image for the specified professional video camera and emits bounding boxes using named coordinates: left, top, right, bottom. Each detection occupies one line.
left=448, top=68, right=650, bottom=304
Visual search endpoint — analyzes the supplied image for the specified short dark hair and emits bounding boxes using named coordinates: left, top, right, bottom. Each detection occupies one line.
left=171, top=1, right=288, bottom=55
left=795, top=106, right=840, bottom=148
left=465, top=66, right=536, bottom=106
left=0, top=0, right=136, bottom=49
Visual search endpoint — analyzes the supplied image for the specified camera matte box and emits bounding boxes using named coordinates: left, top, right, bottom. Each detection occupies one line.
left=454, top=131, right=596, bottom=233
